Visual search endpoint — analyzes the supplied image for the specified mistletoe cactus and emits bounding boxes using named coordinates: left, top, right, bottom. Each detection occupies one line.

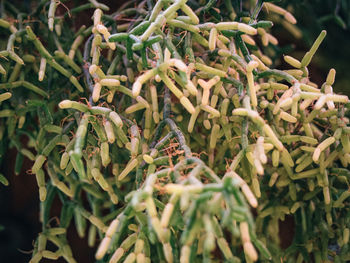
left=0, top=0, right=349, bottom=262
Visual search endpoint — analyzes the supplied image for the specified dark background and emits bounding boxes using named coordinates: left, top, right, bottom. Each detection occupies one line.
left=0, top=0, right=349, bottom=262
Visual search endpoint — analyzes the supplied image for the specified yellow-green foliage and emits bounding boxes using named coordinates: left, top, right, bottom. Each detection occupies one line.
left=0, top=0, right=349, bottom=262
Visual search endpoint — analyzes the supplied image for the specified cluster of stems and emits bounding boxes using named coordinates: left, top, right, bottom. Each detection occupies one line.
left=0, top=0, right=349, bottom=262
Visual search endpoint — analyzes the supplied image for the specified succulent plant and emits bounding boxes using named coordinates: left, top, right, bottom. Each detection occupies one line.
left=0, top=0, right=349, bottom=262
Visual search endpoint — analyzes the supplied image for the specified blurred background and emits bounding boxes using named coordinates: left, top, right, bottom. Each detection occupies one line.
left=0, top=0, right=349, bottom=262
left=276, top=0, right=350, bottom=94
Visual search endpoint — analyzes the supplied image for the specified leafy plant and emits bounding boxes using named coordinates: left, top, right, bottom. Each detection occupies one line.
left=0, top=0, right=349, bottom=262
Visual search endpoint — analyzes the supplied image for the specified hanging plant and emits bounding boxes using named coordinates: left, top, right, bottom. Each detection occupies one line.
left=0, top=0, right=349, bottom=262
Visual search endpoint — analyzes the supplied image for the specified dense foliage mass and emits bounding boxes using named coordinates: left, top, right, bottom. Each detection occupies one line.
left=0, top=0, right=349, bottom=262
